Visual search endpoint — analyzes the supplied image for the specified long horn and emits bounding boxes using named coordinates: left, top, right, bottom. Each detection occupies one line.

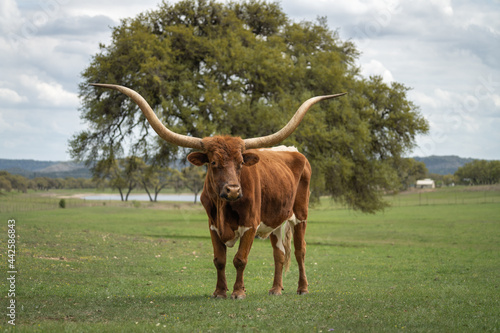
left=243, top=93, right=347, bottom=149
left=91, top=84, right=203, bottom=150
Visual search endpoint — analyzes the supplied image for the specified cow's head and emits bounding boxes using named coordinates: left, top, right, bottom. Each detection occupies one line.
left=90, top=84, right=345, bottom=201
left=187, top=136, right=259, bottom=201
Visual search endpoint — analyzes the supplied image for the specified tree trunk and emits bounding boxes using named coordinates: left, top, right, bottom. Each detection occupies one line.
left=125, top=185, right=134, bottom=201
left=118, top=188, right=124, bottom=201
left=143, top=181, right=154, bottom=202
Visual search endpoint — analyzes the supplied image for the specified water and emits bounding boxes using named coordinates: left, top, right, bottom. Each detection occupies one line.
left=83, top=193, right=196, bottom=202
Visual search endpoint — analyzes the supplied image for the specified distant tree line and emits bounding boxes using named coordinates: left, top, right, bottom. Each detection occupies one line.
left=455, top=160, right=500, bottom=185
left=427, top=160, right=500, bottom=187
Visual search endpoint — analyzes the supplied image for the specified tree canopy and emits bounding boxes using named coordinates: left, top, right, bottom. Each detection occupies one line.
left=70, top=0, right=429, bottom=213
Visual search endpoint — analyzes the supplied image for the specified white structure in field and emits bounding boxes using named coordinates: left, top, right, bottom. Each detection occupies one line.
left=416, top=179, right=435, bottom=189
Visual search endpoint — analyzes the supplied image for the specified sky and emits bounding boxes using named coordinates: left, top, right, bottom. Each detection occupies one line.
left=1, top=0, right=499, bottom=161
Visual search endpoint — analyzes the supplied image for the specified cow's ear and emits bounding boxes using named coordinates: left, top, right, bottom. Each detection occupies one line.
left=188, top=152, right=209, bottom=166
left=242, top=153, right=259, bottom=166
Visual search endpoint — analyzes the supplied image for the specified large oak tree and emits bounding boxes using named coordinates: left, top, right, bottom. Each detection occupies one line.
left=70, top=0, right=428, bottom=212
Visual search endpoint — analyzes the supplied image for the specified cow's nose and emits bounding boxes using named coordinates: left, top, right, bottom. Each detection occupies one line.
left=221, top=184, right=242, bottom=201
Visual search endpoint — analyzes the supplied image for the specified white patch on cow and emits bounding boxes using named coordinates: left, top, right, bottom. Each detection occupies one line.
left=256, top=222, right=286, bottom=255
left=256, top=222, right=274, bottom=239
left=224, top=226, right=250, bottom=248
left=258, top=145, right=298, bottom=152
left=272, top=225, right=286, bottom=255
left=210, top=224, right=219, bottom=235
left=286, top=213, right=306, bottom=226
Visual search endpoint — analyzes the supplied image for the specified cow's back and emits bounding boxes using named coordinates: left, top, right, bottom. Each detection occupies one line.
left=245, top=147, right=310, bottom=227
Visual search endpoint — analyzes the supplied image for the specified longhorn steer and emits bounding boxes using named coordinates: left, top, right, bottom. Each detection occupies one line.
left=91, top=83, right=345, bottom=299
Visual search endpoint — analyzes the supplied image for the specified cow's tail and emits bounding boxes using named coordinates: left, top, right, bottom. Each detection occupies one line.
left=283, top=220, right=294, bottom=274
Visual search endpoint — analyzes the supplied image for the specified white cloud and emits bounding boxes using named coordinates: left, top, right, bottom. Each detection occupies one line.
left=65, top=0, right=162, bottom=22
left=492, top=95, right=500, bottom=108
left=0, top=88, right=27, bottom=104
left=360, top=59, right=395, bottom=84
left=0, top=0, right=22, bottom=32
left=20, top=75, right=79, bottom=107
left=430, top=0, right=453, bottom=16
left=411, top=91, right=438, bottom=109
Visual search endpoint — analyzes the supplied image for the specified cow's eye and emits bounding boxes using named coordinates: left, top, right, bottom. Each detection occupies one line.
left=211, top=161, right=216, bottom=166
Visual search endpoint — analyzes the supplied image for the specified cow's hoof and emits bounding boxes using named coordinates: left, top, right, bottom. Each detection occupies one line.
left=212, top=291, right=227, bottom=299
left=268, top=287, right=283, bottom=296
left=231, top=291, right=246, bottom=300
left=297, top=289, right=309, bottom=295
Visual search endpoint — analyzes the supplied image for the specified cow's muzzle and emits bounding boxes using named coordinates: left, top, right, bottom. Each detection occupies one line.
left=220, top=184, right=242, bottom=201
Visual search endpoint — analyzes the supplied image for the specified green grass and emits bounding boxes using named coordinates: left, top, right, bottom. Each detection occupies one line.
left=1, top=188, right=499, bottom=332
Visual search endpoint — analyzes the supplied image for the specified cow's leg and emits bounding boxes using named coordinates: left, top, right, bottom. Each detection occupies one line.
left=292, top=161, right=311, bottom=295
left=269, top=228, right=285, bottom=295
left=293, top=221, right=308, bottom=295
left=231, top=227, right=256, bottom=300
left=293, top=190, right=310, bottom=295
left=210, top=228, right=228, bottom=298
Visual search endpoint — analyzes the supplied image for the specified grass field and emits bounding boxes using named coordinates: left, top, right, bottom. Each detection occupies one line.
left=1, top=187, right=499, bottom=332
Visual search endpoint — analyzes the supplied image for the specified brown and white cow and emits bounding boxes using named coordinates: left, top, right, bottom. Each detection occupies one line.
left=91, top=83, right=345, bottom=299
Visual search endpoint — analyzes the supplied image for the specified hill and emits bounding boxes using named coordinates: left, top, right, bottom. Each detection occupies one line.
left=413, top=155, right=475, bottom=175
left=0, top=159, right=91, bottom=179
left=0, top=159, right=55, bottom=172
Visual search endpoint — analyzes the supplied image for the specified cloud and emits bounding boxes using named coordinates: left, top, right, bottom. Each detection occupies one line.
left=360, top=59, right=395, bottom=84
left=0, top=0, right=22, bottom=32
left=493, top=95, right=500, bottom=108
left=65, top=0, right=162, bottom=22
left=403, top=0, right=453, bottom=18
left=450, top=24, right=500, bottom=68
left=20, top=75, right=79, bottom=107
left=0, top=0, right=23, bottom=34
left=0, top=88, right=27, bottom=104
left=416, top=111, right=500, bottom=159
left=38, top=15, right=115, bottom=37
left=0, top=102, right=85, bottom=160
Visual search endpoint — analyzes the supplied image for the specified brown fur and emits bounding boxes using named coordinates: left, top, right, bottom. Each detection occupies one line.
left=187, top=135, right=311, bottom=299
